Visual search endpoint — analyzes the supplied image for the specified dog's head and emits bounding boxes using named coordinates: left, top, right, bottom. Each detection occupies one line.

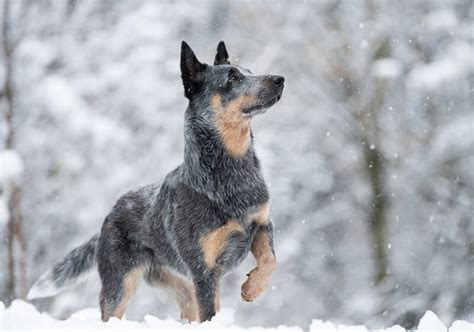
left=180, top=41, right=284, bottom=119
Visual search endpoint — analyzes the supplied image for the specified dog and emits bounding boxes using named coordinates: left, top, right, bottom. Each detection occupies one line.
left=28, top=41, right=285, bottom=323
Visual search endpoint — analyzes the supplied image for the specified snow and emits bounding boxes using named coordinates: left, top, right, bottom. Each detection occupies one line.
left=0, top=300, right=302, bottom=331
left=37, top=76, right=131, bottom=146
left=425, top=10, right=458, bottom=31
left=2, top=1, right=473, bottom=329
left=371, top=58, right=402, bottom=79
left=0, top=196, right=8, bottom=226
left=417, top=311, right=446, bottom=331
left=407, top=43, right=474, bottom=90
left=1, top=301, right=473, bottom=332
left=0, top=150, right=24, bottom=184
left=432, top=113, right=474, bottom=161
left=450, top=320, right=474, bottom=332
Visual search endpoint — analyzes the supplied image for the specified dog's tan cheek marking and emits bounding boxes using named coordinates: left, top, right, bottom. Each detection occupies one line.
left=241, top=231, right=276, bottom=302
left=200, top=219, right=244, bottom=268
left=113, top=266, right=145, bottom=319
left=211, top=94, right=254, bottom=157
left=248, top=202, right=270, bottom=225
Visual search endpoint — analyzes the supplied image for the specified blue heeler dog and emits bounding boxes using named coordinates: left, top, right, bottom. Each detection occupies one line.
left=28, top=41, right=285, bottom=322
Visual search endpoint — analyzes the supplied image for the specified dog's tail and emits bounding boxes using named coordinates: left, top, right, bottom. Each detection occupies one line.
left=27, top=235, right=99, bottom=300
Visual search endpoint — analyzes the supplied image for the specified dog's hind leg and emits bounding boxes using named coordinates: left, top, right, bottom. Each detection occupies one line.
left=214, top=285, right=220, bottom=312
left=145, top=266, right=199, bottom=322
left=98, top=264, right=145, bottom=322
left=97, top=222, right=147, bottom=321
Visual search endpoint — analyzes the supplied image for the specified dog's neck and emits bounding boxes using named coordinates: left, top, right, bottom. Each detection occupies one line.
left=183, top=110, right=256, bottom=168
left=181, top=108, right=267, bottom=203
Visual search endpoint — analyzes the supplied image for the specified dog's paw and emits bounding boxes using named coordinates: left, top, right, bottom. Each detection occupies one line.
left=241, top=267, right=266, bottom=302
left=199, top=308, right=216, bottom=322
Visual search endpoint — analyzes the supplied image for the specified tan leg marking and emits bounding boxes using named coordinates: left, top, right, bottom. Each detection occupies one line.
left=248, top=203, right=270, bottom=225
left=211, top=94, right=254, bottom=157
left=112, top=266, right=145, bottom=319
left=200, top=219, right=244, bottom=268
left=214, top=285, right=221, bottom=313
left=241, top=231, right=276, bottom=302
left=160, top=268, right=199, bottom=322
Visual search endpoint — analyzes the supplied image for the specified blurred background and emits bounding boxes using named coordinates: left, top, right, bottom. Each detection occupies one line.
left=0, top=0, right=472, bottom=329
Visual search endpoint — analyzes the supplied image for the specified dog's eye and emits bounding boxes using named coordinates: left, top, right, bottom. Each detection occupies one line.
left=228, top=68, right=244, bottom=84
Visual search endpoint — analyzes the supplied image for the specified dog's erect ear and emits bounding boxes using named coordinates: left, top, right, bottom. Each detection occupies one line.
left=214, top=41, right=230, bottom=65
left=181, top=41, right=206, bottom=99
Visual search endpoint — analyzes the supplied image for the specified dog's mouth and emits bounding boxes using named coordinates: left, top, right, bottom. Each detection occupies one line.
left=243, top=90, right=283, bottom=116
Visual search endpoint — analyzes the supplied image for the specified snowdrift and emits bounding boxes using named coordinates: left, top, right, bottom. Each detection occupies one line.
left=1, top=300, right=473, bottom=331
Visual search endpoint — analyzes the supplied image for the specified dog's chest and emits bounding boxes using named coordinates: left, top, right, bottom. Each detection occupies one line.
left=199, top=202, right=270, bottom=271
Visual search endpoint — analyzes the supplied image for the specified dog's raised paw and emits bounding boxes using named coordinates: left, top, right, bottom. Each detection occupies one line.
left=241, top=268, right=267, bottom=302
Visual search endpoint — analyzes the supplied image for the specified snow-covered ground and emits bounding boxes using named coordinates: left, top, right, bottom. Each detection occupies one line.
left=1, top=301, right=472, bottom=331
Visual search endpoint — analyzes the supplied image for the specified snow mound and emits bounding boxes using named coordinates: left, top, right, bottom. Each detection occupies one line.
left=1, top=301, right=473, bottom=331
left=0, top=300, right=302, bottom=331
left=417, top=311, right=447, bottom=331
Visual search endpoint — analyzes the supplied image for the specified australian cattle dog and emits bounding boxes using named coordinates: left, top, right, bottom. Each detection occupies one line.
left=28, top=41, right=285, bottom=322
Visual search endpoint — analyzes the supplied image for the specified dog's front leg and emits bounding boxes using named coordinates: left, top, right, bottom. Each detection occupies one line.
left=241, top=222, right=276, bottom=302
left=193, top=271, right=219, bottom=322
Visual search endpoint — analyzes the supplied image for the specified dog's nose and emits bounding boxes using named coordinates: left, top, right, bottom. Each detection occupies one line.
left=271, top=75, right=285, bottom=86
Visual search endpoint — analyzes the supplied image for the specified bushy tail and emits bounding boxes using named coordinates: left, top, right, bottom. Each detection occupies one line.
left=27, top=235, right=99, bottom=300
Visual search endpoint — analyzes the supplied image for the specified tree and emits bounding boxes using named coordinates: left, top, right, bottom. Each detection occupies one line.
left=0, top=0, right=27, bottom=305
